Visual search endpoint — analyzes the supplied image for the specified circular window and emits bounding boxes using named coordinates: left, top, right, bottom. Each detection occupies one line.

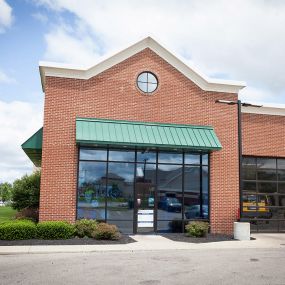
left=137, top=72, right=158, bottom=94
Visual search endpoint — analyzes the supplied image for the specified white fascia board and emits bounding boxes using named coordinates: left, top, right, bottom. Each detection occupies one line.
left=39, top=36, right=246, bottom=93
left=242, top=104, right=285, bottom=116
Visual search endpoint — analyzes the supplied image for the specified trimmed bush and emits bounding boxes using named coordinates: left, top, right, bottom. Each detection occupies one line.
left=91, top=222, right=121, bottom=240
left=36, top=221, right=75, bottom=240
left=75, top=219, right=98, bottom=238
left=0, top=220, right=37, bottom=240
left=185, top=221, right=209, bottom=238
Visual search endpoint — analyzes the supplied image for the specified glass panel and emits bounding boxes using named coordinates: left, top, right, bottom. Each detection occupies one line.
left=185, top=154, right=200, bottom=165
left=279, top=195, right=285, bottom=206
left=137, top=72, right=147, bottom=82
left=107, top=220, right=133, bottom=234
left=135, top=163, right=156, bottom=233
left=137, top=81, right=147, bottom=92
left=147, top=73, right=157, bottom=84
left=202, top=166, right=209, bottom=218
left=157, top=220, right=183, bottom=233
left=257, top=182, right=277, bottom=193
left=184, top=165, right=201, bottom=219
left=147, top=82, right=157, bottom=93
left=202, top=154, right=208, bottom=165
left=277, top=159, right=285, bottom=170
left=256, top=220, right=279, bottom=232
left=108, top=150, right=135, bottom=162
left=158, top=152, right=183, bottom=164
left=242, top=166, right=256, bottom=180
left=77, top=161, right=107, bottom=220
left=278, top=170, right=285, bottom=181
left=80, top=148, right=107, bottom=161
left=157, top=165, right=182, bottom=220
left=137, top=150, right=156, bottom=163
left=242, top=181, right=256, bottom=191
left=242, top=157, right=256, bottom=166
left=279, top=183, right=285, bottom=194
left=257, top=158, right=276, bottom=169
left=106, top=163, right=134, bottom=220
left=257, top=169, right=276, bottom=181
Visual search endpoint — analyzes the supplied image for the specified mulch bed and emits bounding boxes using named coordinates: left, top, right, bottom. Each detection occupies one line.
left=161, top=233, right=233, bottom=243
left=0, top=235, right=136, bottom=246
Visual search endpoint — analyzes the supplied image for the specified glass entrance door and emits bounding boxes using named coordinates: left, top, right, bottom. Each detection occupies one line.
left=135, top=161, right=156, bottom=233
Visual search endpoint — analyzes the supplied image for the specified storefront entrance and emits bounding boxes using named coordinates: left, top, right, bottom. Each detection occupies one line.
left=77, top=147, right=209, bottom=234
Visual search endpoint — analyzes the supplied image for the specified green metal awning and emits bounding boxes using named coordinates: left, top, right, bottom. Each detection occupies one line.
left=22, top=128, right=43, bottom=167
left=76, top=118, right=222, bottom=151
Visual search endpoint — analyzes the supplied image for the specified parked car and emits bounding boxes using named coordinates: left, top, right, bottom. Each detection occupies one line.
left=158, top=197, right=181, bottom=212
left=185, top=205, right=208, bottom=219
left=0, top=201, right=5, bottom=207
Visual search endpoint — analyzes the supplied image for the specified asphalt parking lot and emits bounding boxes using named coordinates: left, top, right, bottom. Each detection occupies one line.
left=0, top=247, right=285, bottom=285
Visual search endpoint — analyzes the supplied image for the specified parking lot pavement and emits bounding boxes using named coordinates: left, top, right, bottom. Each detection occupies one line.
left=0, top=247, right=285, bottom=285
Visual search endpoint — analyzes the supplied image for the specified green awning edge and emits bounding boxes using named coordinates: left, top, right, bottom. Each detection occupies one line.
left=76, top=117, right=222, bottom=151
left=22, top=128, right=43, bottom=167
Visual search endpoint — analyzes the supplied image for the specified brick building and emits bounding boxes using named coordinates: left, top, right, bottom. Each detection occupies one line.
left=22, top=37, right=285, bottom=234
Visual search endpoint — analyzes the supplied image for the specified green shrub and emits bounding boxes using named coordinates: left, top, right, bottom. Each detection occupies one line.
left=36, top=221, right=75, bottom=240
left=74, top=219, right=98, bottom=238
left=91, top=222, right=121, bottom=240
left=185, top=221, right=209, bottom=237
left=11, top=172, right=40, bottom=211
left=0, top=220, right=37, bottom=240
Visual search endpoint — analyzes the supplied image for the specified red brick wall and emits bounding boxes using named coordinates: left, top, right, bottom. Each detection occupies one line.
left=242, top=113, right=285, bottom=157
left=40, top=48, right=239, bottom=234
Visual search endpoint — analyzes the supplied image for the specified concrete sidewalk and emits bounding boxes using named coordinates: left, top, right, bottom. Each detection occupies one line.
left=0, top=233, right=284, bottom=255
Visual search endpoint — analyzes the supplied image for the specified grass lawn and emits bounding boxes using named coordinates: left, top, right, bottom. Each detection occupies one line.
left=0, top=206, right=17, bottom=223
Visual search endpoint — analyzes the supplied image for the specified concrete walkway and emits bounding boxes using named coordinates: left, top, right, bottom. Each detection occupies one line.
left=0, top=233, right=284, bottom=255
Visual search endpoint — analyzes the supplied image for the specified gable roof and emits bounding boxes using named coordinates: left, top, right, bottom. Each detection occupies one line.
left=39, top=36, right=246, bottom=93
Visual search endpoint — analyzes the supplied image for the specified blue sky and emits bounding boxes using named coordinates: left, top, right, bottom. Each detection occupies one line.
left=1, top=0, right=285, bottom=183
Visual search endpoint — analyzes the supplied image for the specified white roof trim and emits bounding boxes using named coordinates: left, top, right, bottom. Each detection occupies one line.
left=39, top=36, right=246, bottom=93
left=242, top=103, right=285, bottom=116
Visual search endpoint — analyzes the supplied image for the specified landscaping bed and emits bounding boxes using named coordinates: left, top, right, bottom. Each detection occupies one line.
left=161, top=233, right=233, bottom=243
left=0, top=235, right=135, bottom=246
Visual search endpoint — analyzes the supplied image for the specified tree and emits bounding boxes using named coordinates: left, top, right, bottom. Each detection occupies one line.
left=11, top=171, right=41, bottom=211
left=0, top=182, right=13, bottom=202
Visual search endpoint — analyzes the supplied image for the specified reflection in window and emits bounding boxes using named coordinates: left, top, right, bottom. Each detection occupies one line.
left=185, top=154, right=200, bottom=165
left=157, top=164, right=182, bottom=221
left=80, top=149, right=107, bottom=161
left=109, top=150, right=135, bottom=162
left=77, top=161, right=107, bottom=220
left=137, top=151, right=156, bottom=163
left=158, top=152, right=183, bottom=164
left=242, top=156, right=285, bottom=232
left=107, top=163, right=134, bottom=220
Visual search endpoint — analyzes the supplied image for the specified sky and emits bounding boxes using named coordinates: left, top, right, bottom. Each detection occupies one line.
left=0, top=0, right=285, bottom=183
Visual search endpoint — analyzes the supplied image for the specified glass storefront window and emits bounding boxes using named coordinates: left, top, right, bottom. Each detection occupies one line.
left=157, top=164, right=182, bottom=221
left=77, top=161, right=107, bottom=220
left=158, top=152, right=183, bottom=164
left=77, top=148, right=209, bottom=233
left=137, top=150, right=156, bottom=163
left=185, top=154, right=200, bottom=165
left=109, top=150, right=135, bottom=162
left=80, top=148, right=107, bottom=161
left=242, top=156, right=285, bottom=232
left=106, top=163, right=135, bottom=220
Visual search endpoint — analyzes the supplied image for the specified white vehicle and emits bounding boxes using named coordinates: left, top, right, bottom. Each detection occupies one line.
left=0, top=201, right=5, bottom=207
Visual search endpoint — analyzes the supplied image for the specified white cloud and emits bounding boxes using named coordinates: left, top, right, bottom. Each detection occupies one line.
left=0, top=100, right=43, bottom=183
left=0, top=69, right=16, bottom=84
left=0, top=0, right=12, bottom=33
left=35, top=0, right=285, bottom=104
